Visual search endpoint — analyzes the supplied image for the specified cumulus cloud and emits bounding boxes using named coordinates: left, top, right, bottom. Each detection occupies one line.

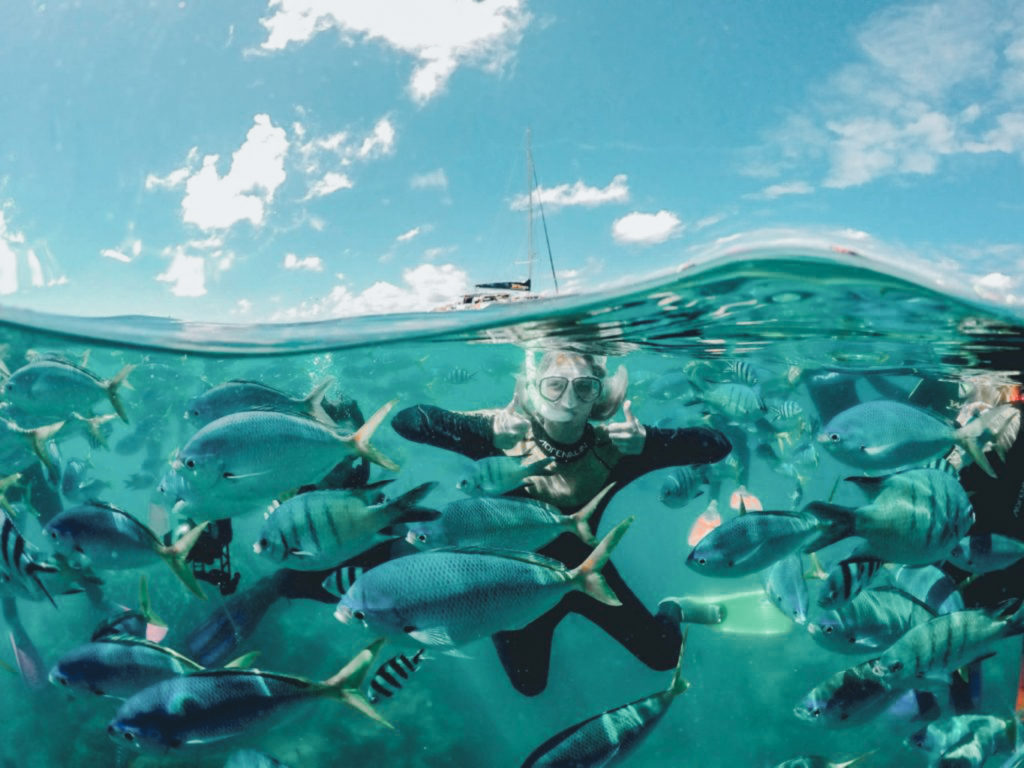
left=304, top=171, right=353, bottom=200
left=283, top=252, right=324, bottom=271
left=0, top=208, right=65, bottom=294
left=100, top=239, right=142, bottom=264
left=270, top=262, right=470, bottom=320
left=510, top=174, right=629, bottom=212
left=294, top=117, right=396, bottom=198
left=612, top=210, right=683, bottom=245
left=747, top=0, right=1024, bottom=187
left=156, top=249, right=206, bottom=297
left=410, top=168, right=448, bottom=190
left=973, top=271, right=1018, bottom=304
left=256, top=0, right=531, bottom=104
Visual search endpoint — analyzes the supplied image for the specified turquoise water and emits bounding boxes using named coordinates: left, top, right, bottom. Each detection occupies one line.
left=1, top=247, right=1023, bottom=767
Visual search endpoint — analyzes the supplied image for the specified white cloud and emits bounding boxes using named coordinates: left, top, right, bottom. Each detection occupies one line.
left=747, top=181, right=814, bottom=200
left=397, top=226, right=422, bottom=243
left=423, top=245, right=455, bottom=260
left=749, top=0, right=1024, bottom=187
left=973, top=271, right=1018, bottom=304
left=101, top=248, right=132, bottom=263
left=410, top=168, right=448, bottom=190
left=155, top=115, right=289, bottom=231
left=257, top=0, right=531, bottom=104
left=304, top=171, right=354, bottom=199
left=283, top=252, right=324, bottom=271
left=510, top=174, right=629, bottom=211
left=156, top=249, right=206, bottom=297
left=270, top=262, right=470, bottom=320
left=0, top=208, right=65, bottom=294
left=612, top=211, right=683, bottom=245
left=233, top=298, right=253, bottom=315
left=356, top=118, right=395, bottom=159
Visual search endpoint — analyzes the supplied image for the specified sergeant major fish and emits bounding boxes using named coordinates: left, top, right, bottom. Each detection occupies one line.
left=456, top=455, right=554, bottom=497
left=520, top=636, right=689, bottom=767
left=819, top=557, right=885, bottom=609
left=0, top=510, right=60, bottom=604
left=367, top=649, right=427, bottom=703
left=948, top=533, right=1024, bottom=574
left=107, top=639, right=390, bottom=751
left=659, top=466, right=708, bottom=509
left=336, top=518, right=633, bottom=651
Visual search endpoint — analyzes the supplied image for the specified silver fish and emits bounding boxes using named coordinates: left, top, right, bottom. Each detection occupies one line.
left=367, top=648, right=427, bottom=703
left=336, top=518, right=633, bottom=650
left=686, top=511, right=818, bottom=577
left=658, top=466, right=708, bottom=509
left=185, top=377, right=336, bottom=427
left=793, top=659, right=899, bottom=728
left=819, top=557, right=884, bottom=609
left=948, top=533, right=1024, bottom=574
left=456, top=455, right=553, bottom=497
left=763, top=553, right=809, bottom=625
left=170, top=400, right=398, bottom=520
left=0, top=510, right=60, bottom=604
left=107, top=639, right=389, bottom=751
left=908, top=714, right=1016, bottom=767
left=4, top=358, right=133, bottom=425
left=254, top=483, right=437, bottom=570
left=406, top=485, right=612, bottom=551
left=808, top=588, right=931, bottom=655
left=703, top=383, right=766, bottom=421
left=520, top=638, right=688, bottom=767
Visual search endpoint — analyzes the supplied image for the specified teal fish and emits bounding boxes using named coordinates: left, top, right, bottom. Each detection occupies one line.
left=107, top=639, right=390, bottom=751
left=763, top=553, right=809, bottom=625
left=703, top=382, right=766, bottom=421
left=366, top=648, right=428, bottom=703
left=948, top=533, right=1024, bottom=574
left=185, top=377, right=336, bottom=427
left=456, top=455, right=553, bottom=497
left=794, top=660, right=899, bottom=728
left=0, top=510, right=60, bottom=604
left=4, top=358, right=133, bottom=424
left=908, top=714, right=1016, bottom=767
left=819, top=557, right=884, bottom=609
left=659, top=466, right=708, bottom=509
left=520, top=637, right=688, bottom=767
left=686, top=511, right=818, bottom=577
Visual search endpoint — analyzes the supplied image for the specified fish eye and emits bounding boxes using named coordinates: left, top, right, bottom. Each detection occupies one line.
left=417, top=534, right=427, bottom=543
left=697, top=558, right=706, bottom=566
left=890, top=661, right=903, bottom=672
left=823, top=626, right=834, bottom=634
left=257, top=538, right=269, bottom=550
left=828, top=433, right=840, bottom=442
left=185, top=459, right=195, bottom=469
left=122, top=732, right=134, bottom=743
left=811, top=708, right=821, bottom=718
left=353, top=610, right=365, bottom=621
left=191, top=409, right=199, bottom=417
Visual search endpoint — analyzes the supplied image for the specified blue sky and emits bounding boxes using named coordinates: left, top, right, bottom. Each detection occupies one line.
left=1, top=0, right=1023, bottom=322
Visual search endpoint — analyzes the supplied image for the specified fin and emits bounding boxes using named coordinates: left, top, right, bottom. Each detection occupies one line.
left=570, top=516, right=634, bottom=606
left=27, top=568, right=57, bottom=609
left=303, top=376, right=337, bottom=426
left=138, top=574, right=166, bottom=629
left=522, top=456, right=556, bottom=477
left=843, top=474, right=889, bottom=497
left=348, top=399, right=399, bottom=472
left=69, top=412, right=117, bottom=449
left=441, top=648, right=473, bottom=659
left=222, top=470, right=271, bottom=480
left=323, top=638, right=393, bottom=729
left=406, top=626, right=458, bottom=647
left=159, top=522, right=210, bottom=600
left=4, top=420, right=64, bottom=479
left=568, top=483, right=615, bottom=546
left=954, top=405, right=1018, bottom=479
left=836, top=752, right=876, bottom=768
left=801, top=501, right=855, bottom=551
left=288, top=549, right=315, bottom=559
left=104, top=363, right=135, bottom=423
left=381, top=482, right=438, bottom=522
left=224, top=651, right=260, bottom=669
left=869, top=585, right=939, bottom=616
left=805, top=552, right=828, bottom=581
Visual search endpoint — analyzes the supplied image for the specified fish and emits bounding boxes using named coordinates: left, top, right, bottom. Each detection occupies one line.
left=185, top=377, right=336, bottom=428
left=908, top=714, right=1016, bottom=767
left=3, top=358, right=134, bottom=425
left=520, top=635, right=689, bottom=767
left=107, top=638, right=390, bottom=751
left=687, top=499, right=722, bottom=546
left=456, top=455, right=554, bottom=497
left=948, top=533, right=1024, bottom=574
left=0, top=418, right=65, bottom=480
left=725, top=360, right=759, bottom=387
left=804, top=468, right=974, bottom=565
left=771, top=755, right=872, bottom=768
left=224, top=750, right=291, bottom=768
left=253, top=482, right=438, bottom=570
left=43, top=501, right=209, bottom=599
left=59, top=458, right=110, bottom=503
left=366, top=648, right=428, bottom=703
left=0, top=510, right=61, bottom=604
left=686, top=510, right=819, bottom=577
left=48, top=635, right=256, bottom=699
left=768, top=400, right=805, bottom=426
left=406, top=485, right=613, bottom=551
left=701, top=382, right=766, bottom=421
left=336, top=517, right=633, bottom=650
left=763, top=553, right=809, bottom=625
left=658, top=466, right=708, bottom=509
left=168, top=400, right=399, bottom=520
left=793, top=659, right=901, bottom=728
left=321, top=565, right=364, bottom=599
left=819, top=556, right=885, bottom=609
left=442, top=367, right=476, bottom=385
left=819, top=400, right=1017, bottom=478
left=871, top=604, right=1024, bottom=686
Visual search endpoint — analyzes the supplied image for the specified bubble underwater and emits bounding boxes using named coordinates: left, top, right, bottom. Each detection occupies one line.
left=2, top=245, right=1024, bottom=768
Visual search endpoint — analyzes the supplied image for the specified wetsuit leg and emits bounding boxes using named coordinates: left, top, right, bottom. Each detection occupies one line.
left=493, top=600, right=571, bottom=697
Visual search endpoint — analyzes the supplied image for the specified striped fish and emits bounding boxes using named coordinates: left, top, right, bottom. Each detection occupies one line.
left=456, top=456, right=554, bottom=497
left=948, top=533, right=1024, bottom=574
left=703, top=383, right=766, bottom=422
left=367, top=649, right=427, bottom=703
left=321, top=566, right=364, bottom=599
left=819, top=557, right=884, bottom=609
left=659, top=466, right=708, bottom=509
left=769, top=400, right=804, bottom=424
left=726, top=360, right=759, bottom=387
left=0, top=511, right=58, bottom=605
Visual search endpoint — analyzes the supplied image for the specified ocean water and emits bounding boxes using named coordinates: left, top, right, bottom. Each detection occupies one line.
left=1, top=246, right=1022, bottom=768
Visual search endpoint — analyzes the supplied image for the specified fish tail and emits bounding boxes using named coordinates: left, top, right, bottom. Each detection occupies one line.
left=324, top=638, right=394, bottom=728
left=138, top=574, right=167, bottom=629
left=5, top=420, right=63, bottom=480
left=104, top=364, right=135, bottom=423
left=837, top=752, right=876, bottom=768
left=667, top=629, right=690, bottom=698
left=570, top=516, right=634, bottom=606
left=159, top=521, right=210, bottom=600
left=568, top=483, right=615, bottom=546
left=71, top=412, right=117, bottom=449
left=800, top=501, right=855, bottom=552
left=349, top=399, right=399, bottom=471
left=223, top=650, right=260, bottom=669
left=380, top=482, right=440, bottom=533
left=524, top=456, right=556, bottom=477
left=304, top=376, right=336, bottom=426
left=956, top=403, right=1019, bottom=478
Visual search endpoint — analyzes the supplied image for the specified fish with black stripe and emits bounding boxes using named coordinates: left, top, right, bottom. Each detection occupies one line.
left=367, top=648, right=427, bottom=703
left=819, top=556, right=885, bottom=609
left=0, top=510, right=59, bottom=604
left=321, top=565, right=364, bottom=599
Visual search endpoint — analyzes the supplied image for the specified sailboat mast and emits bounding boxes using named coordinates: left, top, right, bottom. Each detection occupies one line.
left=526, top=128, right=536, bottom=290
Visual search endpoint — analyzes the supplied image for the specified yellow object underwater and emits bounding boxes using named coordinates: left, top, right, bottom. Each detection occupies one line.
left=689, top=589, right=794, bottom=636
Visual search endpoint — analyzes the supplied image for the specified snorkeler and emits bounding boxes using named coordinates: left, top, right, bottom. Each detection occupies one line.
left=390, top=349, right=732, bottom=696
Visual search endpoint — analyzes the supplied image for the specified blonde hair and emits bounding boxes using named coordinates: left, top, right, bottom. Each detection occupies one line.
left=516, top=349, right=628, bottom=421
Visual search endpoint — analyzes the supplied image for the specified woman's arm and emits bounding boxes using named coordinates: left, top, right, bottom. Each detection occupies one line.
left=610, top=425, right=731, bottom=485
left=391, top=404, right=502, bottom=460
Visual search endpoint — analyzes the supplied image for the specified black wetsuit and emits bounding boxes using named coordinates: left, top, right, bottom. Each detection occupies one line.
left=391, top=404, right=731, bottom=696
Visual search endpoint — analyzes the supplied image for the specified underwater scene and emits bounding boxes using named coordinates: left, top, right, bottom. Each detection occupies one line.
left=2, top=249, right=1024, bottom=768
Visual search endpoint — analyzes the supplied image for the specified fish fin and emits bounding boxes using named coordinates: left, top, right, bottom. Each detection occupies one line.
left=339, top=690, right=394, bottom=729
left=805, top=552, right=828, bottom=581
left=27, top=568, right=57, bottom=609
left=843, top=474, right=889, bottom=497
left=224, top=651, right=260, bottom=669
left=837, top=752, right=876, bottom=768
left=801, top=501, right=855, bottom=551
left=304, top=376, right=337, bottom=426
left=569, top=483, right=615, bottom=546
left=222, top=470, right=271, bottom=480
left=441, top=647, right=473, bottom=659
left=104, top=364, right=135, bottom=423
left=382, top=481, right=438, bottom=521
left=869, top=585, right=940, bottom=616
left=138, top=575, right=167, bottom=629
left=570, top=516, right=634, bottom=606
left=159, top=521, right=209, bottom=600
left=523, top=456, right=556, bottom=477
left=288, top=549, right=315, bottom=559
left=405, top=626, right=457, bottom=648
left=348, top=399, right=399, bottom=471
left=325, top=637, right=387, bottom=688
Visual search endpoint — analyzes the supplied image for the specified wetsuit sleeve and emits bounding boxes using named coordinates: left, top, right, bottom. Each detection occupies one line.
left=611, top=425, right=731, bottom=485
left=391, top=404, right=500, bottom=460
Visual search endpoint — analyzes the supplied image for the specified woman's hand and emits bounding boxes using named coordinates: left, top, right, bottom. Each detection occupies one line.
left=606, top=400, right=646, bottom=455
left=493, top=395, right=530, bottom=450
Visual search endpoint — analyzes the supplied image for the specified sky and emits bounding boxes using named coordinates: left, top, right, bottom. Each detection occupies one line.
left=1, top=0, right=1023, bottom=322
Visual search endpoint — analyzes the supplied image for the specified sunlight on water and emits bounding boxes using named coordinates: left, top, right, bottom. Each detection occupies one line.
left=0, top=248, right=1022, bottom=767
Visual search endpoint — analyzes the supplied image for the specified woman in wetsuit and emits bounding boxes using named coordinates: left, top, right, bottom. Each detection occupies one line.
left=391, top=349, right=732, bottom=696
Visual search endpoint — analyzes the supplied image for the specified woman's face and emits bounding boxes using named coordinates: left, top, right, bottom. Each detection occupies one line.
left=532, top=355, right=600, bottom=426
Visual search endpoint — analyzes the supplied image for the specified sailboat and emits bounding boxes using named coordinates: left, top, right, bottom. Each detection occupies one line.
left=438, top=130, right=559, bottom=311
